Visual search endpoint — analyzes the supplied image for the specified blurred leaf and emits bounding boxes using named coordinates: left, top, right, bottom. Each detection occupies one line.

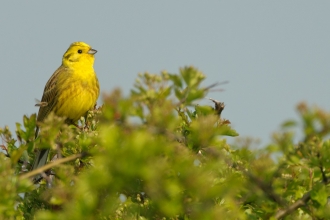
left=281, top=120, right=297, bottom=128
left=311, top=184, right=327, bottom=206
left=168, top=73, right=183, bottom=88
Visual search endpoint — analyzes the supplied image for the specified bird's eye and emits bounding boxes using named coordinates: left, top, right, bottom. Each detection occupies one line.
left=77, top=50, right=82, bottom=54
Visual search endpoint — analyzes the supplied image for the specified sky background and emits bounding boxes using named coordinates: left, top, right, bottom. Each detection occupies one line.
left=1, top=1, right=329, bottom=147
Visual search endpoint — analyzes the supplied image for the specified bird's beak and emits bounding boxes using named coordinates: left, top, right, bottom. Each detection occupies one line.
left=88, top=48, right=97, bottom=55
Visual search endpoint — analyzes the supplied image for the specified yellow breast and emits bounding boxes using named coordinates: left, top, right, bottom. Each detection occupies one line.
left=54, top=69, right=99, bottom=122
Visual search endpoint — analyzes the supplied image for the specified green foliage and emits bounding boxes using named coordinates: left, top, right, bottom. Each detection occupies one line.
left=1, top=67, right=330, bottom=219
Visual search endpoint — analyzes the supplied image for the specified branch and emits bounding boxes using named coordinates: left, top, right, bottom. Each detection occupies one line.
left=274, top=178, right=330, bottom=219
left=274, top=150, right=330, bottom=218
left=274, top=191, right=311, bottom=219
left=19, top=152, right=87, bottom=180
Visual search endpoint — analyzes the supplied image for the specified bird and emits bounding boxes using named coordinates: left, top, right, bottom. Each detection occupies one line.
left=32, top=41, right=100, bottom=176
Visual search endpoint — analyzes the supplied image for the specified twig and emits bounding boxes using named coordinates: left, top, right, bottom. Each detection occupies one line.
left=274, top=191, right=311, bottom=219
left=19, top=152, right=86, bottom=180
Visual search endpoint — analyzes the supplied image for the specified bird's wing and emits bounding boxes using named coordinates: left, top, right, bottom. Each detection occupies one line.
left=36, top=65, right=66, bottom=122
left=33, top=66, right=67, bottom=172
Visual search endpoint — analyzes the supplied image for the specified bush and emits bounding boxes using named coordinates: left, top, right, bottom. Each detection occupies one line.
left=1, top=66, right=330, bottom=219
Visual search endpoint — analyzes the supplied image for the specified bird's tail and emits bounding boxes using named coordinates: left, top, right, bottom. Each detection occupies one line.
left=31, top=149, right=50, bottom=171
left=32, top=126, right=50, bottom=182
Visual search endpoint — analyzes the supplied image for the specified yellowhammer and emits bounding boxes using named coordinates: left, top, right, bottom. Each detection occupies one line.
left=32, top=41, right=100, bottom=172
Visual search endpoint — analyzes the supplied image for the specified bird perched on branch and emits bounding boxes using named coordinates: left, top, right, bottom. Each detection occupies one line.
left=32, top=42, right=100, bottom=175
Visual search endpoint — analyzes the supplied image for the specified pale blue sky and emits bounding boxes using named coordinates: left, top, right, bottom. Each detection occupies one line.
left=1, top=2, right=330, bottom=147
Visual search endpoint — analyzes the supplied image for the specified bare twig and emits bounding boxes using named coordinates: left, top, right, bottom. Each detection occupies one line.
left=19, top=152, right=87, bottom=180
left=204, top=81, right=228, bottom=91
left=203, top=82, right=220, bottom=91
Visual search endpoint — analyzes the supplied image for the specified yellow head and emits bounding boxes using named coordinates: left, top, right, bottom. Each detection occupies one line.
left=62, top=42, right=97, bottom=67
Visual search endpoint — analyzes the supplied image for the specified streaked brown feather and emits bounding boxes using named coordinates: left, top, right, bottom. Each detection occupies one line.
left=36, top=66, right=67, bottom=123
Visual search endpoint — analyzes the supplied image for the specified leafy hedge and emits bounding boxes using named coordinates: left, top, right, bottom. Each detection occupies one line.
left=1, top=67, right=330, bottom=219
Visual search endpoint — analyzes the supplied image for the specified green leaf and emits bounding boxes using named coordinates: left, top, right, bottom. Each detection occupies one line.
left=281, top=120, right=297, bottom=128
left=180, top=66, right=205, bottom=88
left=310, top=184, right=327, bottom=206
left=168, top=73, right=183, bottom=88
